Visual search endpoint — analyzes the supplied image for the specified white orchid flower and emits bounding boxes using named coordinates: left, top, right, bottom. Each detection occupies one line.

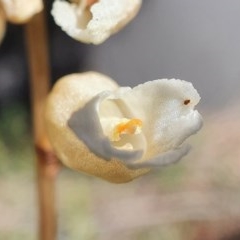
left=45, top=72, right=203, bottom=183
left=51, top=0, right=142, bottom=44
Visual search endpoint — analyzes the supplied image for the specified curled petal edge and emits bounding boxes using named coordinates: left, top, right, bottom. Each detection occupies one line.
left=127, top=144, right=191, bottom=169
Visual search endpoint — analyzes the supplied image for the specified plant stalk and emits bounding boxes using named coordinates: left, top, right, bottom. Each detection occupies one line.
left=25, top=8, right=60, bottom=240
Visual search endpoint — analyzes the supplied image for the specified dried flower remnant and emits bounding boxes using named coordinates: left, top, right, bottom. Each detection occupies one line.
left=45, top=72, right=203, bottom=183
left=0, top=0, right=43, bottom=23
left=51, top=0, right=142, bottom=44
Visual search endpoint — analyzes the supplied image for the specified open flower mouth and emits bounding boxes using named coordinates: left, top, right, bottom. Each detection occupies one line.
left=101, top=117, right=143, bottom=145
left=67, top=78, right=203, bottom=170
left=68, top=92, right=146, bottom=163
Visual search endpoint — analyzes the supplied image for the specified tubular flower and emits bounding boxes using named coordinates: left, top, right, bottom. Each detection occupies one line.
left=45, top=72, right=203, bottom=183
left=51, top=0, right=142, bottom=44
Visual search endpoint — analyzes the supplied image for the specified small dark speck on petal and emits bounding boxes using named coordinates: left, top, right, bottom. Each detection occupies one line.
left=184, top=99, right=190, bottom=105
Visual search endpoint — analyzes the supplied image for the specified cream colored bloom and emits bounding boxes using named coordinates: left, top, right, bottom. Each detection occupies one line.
left=51, top=0, right=142, bottom=44
left=0, top=0, right=43, bottom=23
left=45, top=72, right=203, bottom=183
left=0, top=0, right=43, bottom=44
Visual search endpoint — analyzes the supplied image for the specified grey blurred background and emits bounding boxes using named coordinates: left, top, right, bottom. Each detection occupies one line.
left=85, top=0, right=240, bottom=110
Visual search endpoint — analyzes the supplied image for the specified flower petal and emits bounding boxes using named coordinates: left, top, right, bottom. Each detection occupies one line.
left=51, top=0, right=142, bottom=44
left=113, top=79, right=203, bottom=160
left=126, top=144, right=191, bottom=169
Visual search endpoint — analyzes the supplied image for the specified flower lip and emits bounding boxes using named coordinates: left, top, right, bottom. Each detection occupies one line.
left=68, top=91, right=145, bottom=162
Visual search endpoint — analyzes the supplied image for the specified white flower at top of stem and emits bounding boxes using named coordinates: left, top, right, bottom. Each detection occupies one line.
left=45, top=72, right=203, bottom=183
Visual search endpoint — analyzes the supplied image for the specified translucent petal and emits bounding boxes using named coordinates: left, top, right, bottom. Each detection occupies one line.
left=127, top=144, right=191, bottom=169
left=113, top=79, right=203, bottom=161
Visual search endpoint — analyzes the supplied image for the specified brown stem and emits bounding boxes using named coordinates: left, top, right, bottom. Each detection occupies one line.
left=25, top=8, right=60, bottom=240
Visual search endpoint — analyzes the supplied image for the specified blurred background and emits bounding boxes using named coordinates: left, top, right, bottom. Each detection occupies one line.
left=0, top=0, right=240, bottom=239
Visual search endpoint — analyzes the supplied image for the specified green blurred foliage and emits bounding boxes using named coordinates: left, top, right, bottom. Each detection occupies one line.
left=0, top=104, right=34, bottom=174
